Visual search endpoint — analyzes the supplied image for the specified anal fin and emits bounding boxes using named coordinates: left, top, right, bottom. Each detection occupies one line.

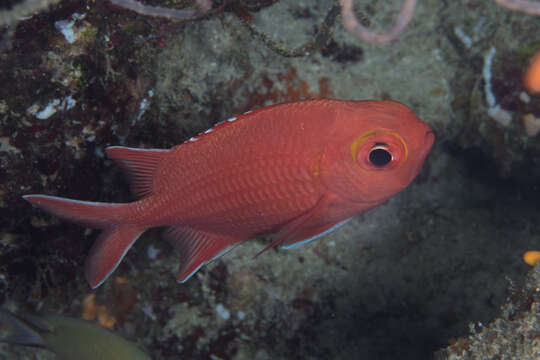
left=165, top=226, right=243, bottom=282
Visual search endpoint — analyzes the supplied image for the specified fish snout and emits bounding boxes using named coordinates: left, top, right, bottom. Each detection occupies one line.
left=411, top=129, right=434, bottom=178
left=424, top=130, right=435, bottom=150
left=421, top=129, right=434, bottom=159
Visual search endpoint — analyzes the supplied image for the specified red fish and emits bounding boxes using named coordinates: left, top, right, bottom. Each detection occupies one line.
left=24, top=99, right=434, bottom=288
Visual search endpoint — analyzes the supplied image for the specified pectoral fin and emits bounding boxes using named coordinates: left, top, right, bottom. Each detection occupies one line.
left=254, top=195, right=330, bottom=257
left=282, top=218, right=352, bottom=249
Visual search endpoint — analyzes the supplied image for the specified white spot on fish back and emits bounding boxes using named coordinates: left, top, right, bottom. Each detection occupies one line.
left=179, top=111, right=248, bottom=147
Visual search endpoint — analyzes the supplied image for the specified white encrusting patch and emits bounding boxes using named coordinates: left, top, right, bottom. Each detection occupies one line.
left=147, top=244, right=161, bottom=260
left=30, top=96, right=76, bottom=120
left=188, top=137, right=198, bottom=142
left=136, top=90, right=154, bottom=121
left=227, top=116, right=237, bottom=122
left=35, top=99, right=60, bottom=119
left=454, top=27, right=472, bottom=49
left=243, top=110, right=252, bottom=115
left=483, top=46, right=497, bottom=108
left=216, top=304, right=230, bottom=320
left=204, top=128, right=213, bottom=134
left=482, top=46, right=513, bottom=127
left=54, top=12, right=86, bottom=44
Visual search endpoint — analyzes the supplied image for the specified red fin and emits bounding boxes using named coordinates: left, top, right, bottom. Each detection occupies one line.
left=23, top=195, right=125, bottom=229
left=85, top=225, right=144, bottom=289
left=254, top=195, right=329, bottom=257
left=165, top=226, right=243, bottom=282
left=106, top=146, right=168, bottom=198
left=23, top=194, right=146, bottom=289
left=281, top=218, right=352, bottom=249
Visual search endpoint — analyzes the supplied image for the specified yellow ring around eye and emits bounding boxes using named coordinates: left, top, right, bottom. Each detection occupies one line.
left=350, top=130, right=409, bottom=162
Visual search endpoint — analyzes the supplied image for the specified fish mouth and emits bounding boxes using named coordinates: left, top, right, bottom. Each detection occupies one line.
left=412, top=129, right=434, bottom=176
left=424, top=130, right=435, bottom=152
left=423, top=129, right=435, bottom=153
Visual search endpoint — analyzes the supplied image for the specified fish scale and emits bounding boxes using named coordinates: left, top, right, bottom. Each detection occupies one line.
left=185, top=163, right=315, bottom=219
left=23, top=99, right=433, bottom=288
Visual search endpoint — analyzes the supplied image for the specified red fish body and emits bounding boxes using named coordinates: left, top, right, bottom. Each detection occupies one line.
left=24, top=99, right=434, bottom=288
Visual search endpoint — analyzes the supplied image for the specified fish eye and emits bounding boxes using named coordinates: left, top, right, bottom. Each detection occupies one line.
left=352, top=130, right=407, bottom=172
left=368, top=144, right=392, bottom=167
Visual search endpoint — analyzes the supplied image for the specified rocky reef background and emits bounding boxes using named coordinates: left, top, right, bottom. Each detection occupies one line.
left=0, top=0, right=539, bottom=359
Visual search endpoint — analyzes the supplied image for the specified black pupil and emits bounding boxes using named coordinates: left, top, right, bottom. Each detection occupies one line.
left=369, top=148, right=392, bottom=167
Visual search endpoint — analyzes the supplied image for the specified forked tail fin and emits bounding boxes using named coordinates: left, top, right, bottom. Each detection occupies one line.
left=84, top=225, right=144, bottom=288
left=23, top=195, right=145, bottom=288
left=22, top=195, right=129, bottom=228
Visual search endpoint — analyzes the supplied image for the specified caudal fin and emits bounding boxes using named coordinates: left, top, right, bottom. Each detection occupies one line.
left=23, top=195, right=126, bottom=228
left=85, top=225, right=144, bottom=288
left=23, top=195, right=145, bottom=288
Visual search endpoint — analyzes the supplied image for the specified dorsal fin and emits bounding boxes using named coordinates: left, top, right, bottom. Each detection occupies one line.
left=106, top=146, right=169, bottom=199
